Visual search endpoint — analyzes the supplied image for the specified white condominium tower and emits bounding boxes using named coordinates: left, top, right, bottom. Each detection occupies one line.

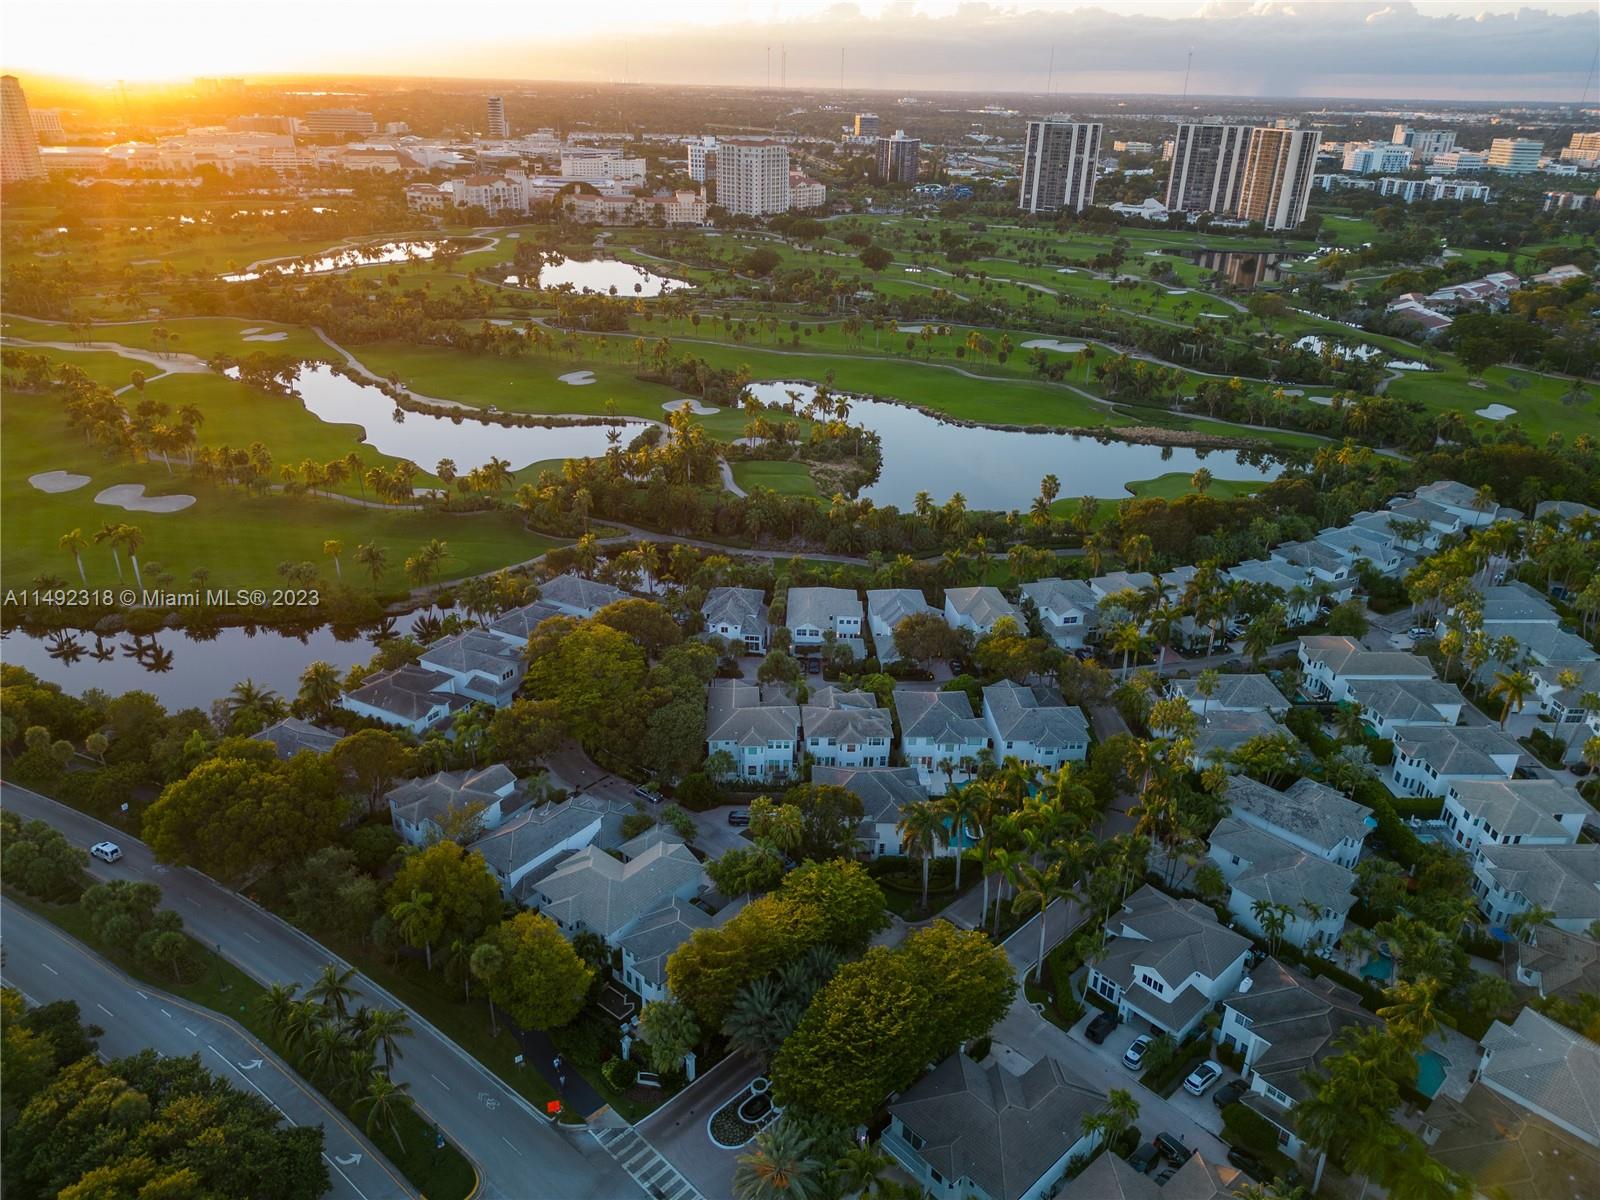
left=2, top=75, right=45, bottom=184
left=486, top=95, right=508, bottom=139
left=715, top=138, right=790, bottom=216
left=1018, top=117, right=1102, bottom=214
left=1165, top=123, right=1253, bottom=216
left=1236, top=126, right=1321, bottom=231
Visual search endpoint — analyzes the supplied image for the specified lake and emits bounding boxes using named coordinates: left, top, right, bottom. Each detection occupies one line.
left=293, top=363, right=650, bottom=473
left=743, top=382, right=1284, bottom=510
left=1176, top=249, right=1288, bottom=288
left=222, top=239, right=448, bottom=282
left=503, top=255, right=689, bottom=297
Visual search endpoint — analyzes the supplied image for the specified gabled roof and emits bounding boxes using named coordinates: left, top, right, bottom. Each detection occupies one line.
left=1225, top=775, right=1374, bottom=854
left=1020, top=576, right=1098, bottom=617
left=1211, top=818, right=1356, bottom=915
left=1183, top=709, right=1290, bottom=760
left=944, top=586, right=1022, bottom=628
left=1346, top=677, right=1464, bottom=724
left=895, top=688, right=988, bottom=745
left=388, top=764, right=517, bottom=828
left=1535, top=500, right=1600, bottom=523
left=1061, top=1151, right=1241, bottom=1200
left=702, top=586, right=767, bottom=631
left=1531, top=660, right=1600, bottom=705
left=812, top=765, right=926, bottom=827
left=1476, top=844, right=1600, bottom=923
left=1423, top=1075, right=1600, bottom=1200
left=1227, top=558, right=1307, bottom=592
left=983, top=681, right=1088, bottom=749
left=1396, top=725, right=1521, bottom=777
left=1271, top=539, right=1349, bottom=575
left=706, top=682, right=800, bottom=747
left=1099, top=885, right=1252, bottom=991
left=889, top=1054, right=1107, bottom=1200
left=1480, top=581, right=1563, bottom=624
left=419, top=629, right=525, bottom=680
left=487, top=599, right=565, bottom=642
left=614, top=896, right=713, bottom=989
left=252, top=717, right=340, bottom=759
left=786, top=586, right=863, bottom=629
left=535, top=827, right=705, bottom=938
left=470, top=795, right=604, bottom=877
left=1170, top=673, right=1290, bottom=712
left=539, top=571, right=630, bottom=614
left=1517, top=927, right=1600, bottom=1001
left=1225, top=958, right=1378, bottom=1104
left=1450, top=779, right=1585, bottom=840
left=802, top=686, right=892, bottom=744
left=1480, top=1009, right=1600, bottom=1148
left=866, top=588, right=938, bottom=630
left=343, top=664, right=467, bottom=722
left=1298, top=635, right=1433, bottom=680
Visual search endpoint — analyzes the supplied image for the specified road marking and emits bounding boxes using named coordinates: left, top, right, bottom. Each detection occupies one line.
left=429, top=1072, right=450, bottom=1090
left=160, top=1008, right=172, bottom=1018
left=96, top=1003, right=115, bottom=1018
left=243, top=931, right=261, bottom=944
left=184, top=1026, right=198, bottom=1037
left=322, top=1153, right=372, bottom=1200
left=237, top=1058, right=264, bottom=1070
left=335, top=1152, right=364, bottom=1167
left=501, top=1136, right=523, bottom=1157
left=135, top=990, right=148, bottom=999
left=42, top=963, right=59, bottom=975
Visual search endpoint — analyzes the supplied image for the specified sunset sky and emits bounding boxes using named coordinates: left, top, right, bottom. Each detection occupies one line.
left=5, top=0, right=1597, bottom=100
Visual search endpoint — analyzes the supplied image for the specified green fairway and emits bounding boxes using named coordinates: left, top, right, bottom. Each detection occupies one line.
left=0, top=315, right=331, bottom=363
left=1123, top=471, right=1269, bottom=501
left=732, top=460, right=818, bottom=496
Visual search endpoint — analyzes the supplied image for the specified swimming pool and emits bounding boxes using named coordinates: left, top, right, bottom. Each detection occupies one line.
left=1416, top=1050, right=1450, bottom=1098
left=1360, top=953, right=1395, bottom=983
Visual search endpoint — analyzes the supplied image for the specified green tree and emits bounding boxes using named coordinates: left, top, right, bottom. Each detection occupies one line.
left=354, top=1073, right=414, bottom=1152
left=637, top=998, right=701, bottom=1073
left=386, top=841, right=502, bottom=970
left=779, top=784, right=867, bottom=862
left=733, top=1119, right=825, bottom=1200
left=523, top=619, right=648, bottom=754
left=479, top=912, right=593, bottom=1031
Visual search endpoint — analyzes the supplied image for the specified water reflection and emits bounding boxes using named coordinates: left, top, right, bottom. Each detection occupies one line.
left=1176, top=249, right=1287, bottom=288
left=503, top=255, right=688, bottom=297
left=222, top=240, right=447, bottom=282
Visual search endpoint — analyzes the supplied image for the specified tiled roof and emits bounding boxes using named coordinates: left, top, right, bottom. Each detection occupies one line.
left=470, top=795, right=603, bottom=876
left=812, top=765, right=926, bottom=826
left=706, top=682, right=800, bottom=747
left=1170, top=673, right=1290, bottom=712
left=535, top=827, right=705, bottom=939
left=802, top=686, right=892, bottom=744
left=1346, top=677, right=1463, bottom=724
left=1480, top=1009, right=1600, bottom=1148
left=866, top=588, right=937, bottom=630
left=1020, top=577, right=1098, bottom=616
left=1396, top=726, right=1521, bottom=777
left=1450, top=779, right=1585, bottom=840
left=614, top=896, right=713, bottom=989
left=1298, top=635, right=1433, bottom=680
left=787, top=586, right=863, bottom=629
left=343, top=664, right=466, bottom=722
left=1061, top=1152, right=1240, bottom=1200
left=1226, top=958, right=1378, bottom=1104
left=1225, top=775, right=1373, bottom=854
left=1476, top=844, right=1600, bottom=924
left=1210, top=818, right=1356, bottom=914
left=983, top=681, right=1088, bottom=748
left=387, top=764, right=516, bottom=828
left=702, top=586, right=767, bottom=631
left=487, top=599, right=564, bottom=642
left=252, top=717, right=340, bottom=759
left=1098, top=885, right=1251, bottom=994
left=539, top=572, right=630, bottom=614
left=945, top=586, right=1022, bottom=627
left=895, top=688, right=988, bottom=745
left=1423, top=1077, right=1600, bottom=1200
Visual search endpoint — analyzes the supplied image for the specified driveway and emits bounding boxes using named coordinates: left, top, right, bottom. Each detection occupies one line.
left=635, top=1051, right=761, bottom=1200
left=991, top=997, right=1233, bottom=1164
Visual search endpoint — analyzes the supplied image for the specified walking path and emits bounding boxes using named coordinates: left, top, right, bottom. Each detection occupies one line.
left=0, top=334, right=211, bottom=374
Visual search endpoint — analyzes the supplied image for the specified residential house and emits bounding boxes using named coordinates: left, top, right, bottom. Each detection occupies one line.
left=1227, top=559, right=1323, bottom=624
left=1061, top=1152, right=1243, bottom=1200
left=615, top=896, right=713, bottom=1004
left=802, top=686, right=893, bottom=769
left=339, top=663, right=469, bottom=733
left=1019, top=577, right=1100, bottom=649
left=1208, top=818, right=1356, bottom=950
left=1391, top=726, right=1522, bottom=799
left=702, top=586, right=769, bottom=654
left=1471, top=843, right=1600, bottom=934
left=1534, top=499, right=1600, bottom=526
left=1178, top=709, right=1292, bottom=770
left=417, top=629, right=526, bottom=707
left=1529, top=661, right=1600, bottom=753
left=1167, top=673, right=1291, bottom=717
left=1377, top=497, right=1463, bottom=550
left=1347, top=677, right=1465, bottom=738
left=943, top=586, right=1023, bottom=636
left=1313, top=524, right=1406, bottom=576
left=1414, top=479, right=1515, bottom=527
left=866, top=588, right=940, bottom=658
left=1421, top=1073, right=1600, bottom=1200
left=485, top=599, right=564, bottom=645
left=1223, top=775, right=1374, bottom=869
left=981, top=681, right=1089, bottom=768
left=896, top=688, right=991, bottom=794
left=1513, top=926, right=1600, bottom=1001
left=1268, top=539, right=1356, bottom=606
left=470, top=796, right=604, bottom=899
left=1085, top=885, right=1251, bottom=1039
left=1218, top=958, right=1380, bottom=1155
left=1444, top=778, right=1586, bottom=852
left=531, top=826, right=706, bottom=942
left=705, top=682, right=800, bottom=781
left=883, top=1053, right=1107, bottom=1200
left=252, top=717, right=340, bottom=759
left=538, top=572, right=630, bottom=617
left=388, top=765, right=518, bottom=846
left=787, top=586, right=865, bottom=658
left=813, top=765, right=932, bottom=859
left=1475, top=1009, right=1600, bottom=1149
left=1298, top=635, right=1435, bottom=703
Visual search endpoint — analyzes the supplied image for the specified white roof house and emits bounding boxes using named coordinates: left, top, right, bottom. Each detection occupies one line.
left=1208, top=817, right=1356, bottom=950
left=417, top=629, right=526, bottom=707
left=982, top=681, right=1089, bottom=768
left=1227, top=559, right=1325, bottom=624
left=339, top=663, right=470, bottom=734
left=705, top=681, right=800, bottom=781
left=532, top=827, right=706, bottom=942
left=702, top=586, right=769, bottom=654
left=1477, top=1009, right=1600, bottom=1149
left=813, top=764, right=933, bottom=859
left=1414, top=479, right=1517, bottom=528
left=538, top=571, right=631, bottom=617
left=1167, top=673, right=1291, bottom=716
left=252, top=717, right=341, bottom=759
left=388, top=764, right=519, bottom=846
left=1444, top=779, right=1586, bottom=853
left=485, top=599, right=565, bottom=645
left=1391, top=726, right=1523, bottom=799
left=470, top=795, right=605, bottom=899
left=615, top=896, right=713, bottom=1005
left=1472, top=843, right=1600, bottom=934
left=1298, top=635, right=1435, bottom=702
left=865, top=588, right=939, bottom=655
left=786, top=586, right=865, bottom=657
left=801, top=686, right=893, bottom=769
left=1346, top=677, right=1465, bottom=738
left=896, top=688, right=990, bottom=794
left=1020, top=577, right=1100, bottom=648
left=1223, top=775, right=1374, bottom=869
left=943, top=586, right=1022, bottom=635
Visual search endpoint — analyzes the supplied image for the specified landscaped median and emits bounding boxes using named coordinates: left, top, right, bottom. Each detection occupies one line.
left=6, top=888, right=477, bottom=1200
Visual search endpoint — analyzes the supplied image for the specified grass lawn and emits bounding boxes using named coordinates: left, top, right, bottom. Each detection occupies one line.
left=1123, top=472, right=1269, bottom=502
left=731, top=460, right=818, bottom=496
left=8, top=889, right=475, bottom=1200
left=3, top=393, right=563, bottom=593
left=3, top=346, right=156, bottom=390
left=1, top=314, right=331, bottom=363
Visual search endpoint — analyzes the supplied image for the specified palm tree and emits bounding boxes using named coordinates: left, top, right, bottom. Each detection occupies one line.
left=1194, top=668, right=1220, bottom=716
left=937, top=786, right=978, bottom=891
left=297, top=661, right=341, bottom=720
left=732, top=1121, right=824, bottom=1200
left=258, top=981, right=301, bottom=1038
left=59, top=529, right=89, bottom=585
left=281, top=998, right=327, bottom=1057
left=828, top=1145, right=890, bottom=1200
left=722, top=977, right=786, bottom=1065
left=469, top=941, right=504, bottom=1035
left=94, top=522, right=126, bottom=582
left=118, top=524, right=146, bottom=590
left=897, top=801, right=944, bottom=911
left=1252, top=898, right=1292, bottom=957
left=1487, top=667, right=1536, bottom=728
left=355, top=1073, right=414, bottom=1152
left=1379, top=975, right=1442, bottom=1050
left=389, top=889, right=437, bottom=970
left=1191, top=467, right=1213, bottom=495
left=307, top=963, right=359, bottom=1021
left=303, top=1020, right=354, bottom=1085
left=1012, top=858, right=1073, bottom=984
left=364, top=1008, right=414, bottom=1076
left=323, top=539, right=344, bottom=581
left=354, top=542, right=387, bottom=588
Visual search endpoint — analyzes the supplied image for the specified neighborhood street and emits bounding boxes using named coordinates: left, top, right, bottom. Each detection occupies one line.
left=0, top=782, right=647, bottom=1200
left=0, top=903, right=411, bottom=1200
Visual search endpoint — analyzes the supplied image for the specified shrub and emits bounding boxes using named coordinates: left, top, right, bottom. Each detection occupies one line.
left=601, top=1057, right=639, bottom=1091
left=673, top=772, right=719, bottom=811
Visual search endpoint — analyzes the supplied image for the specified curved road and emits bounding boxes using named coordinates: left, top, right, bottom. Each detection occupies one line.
left=1, top=903, right=410, bottom=1200
left=0, top=782, right=645, bottom=1200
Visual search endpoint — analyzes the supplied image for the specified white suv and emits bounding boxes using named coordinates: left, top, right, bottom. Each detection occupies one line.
left=90, top=841, right=123, bottom=864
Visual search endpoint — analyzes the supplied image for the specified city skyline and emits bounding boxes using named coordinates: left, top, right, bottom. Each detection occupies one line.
left=4, top=0, right=1598, bottom=101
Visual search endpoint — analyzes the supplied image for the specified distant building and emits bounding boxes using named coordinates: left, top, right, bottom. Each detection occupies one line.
left=28, top=107, right=64, bottom=144
left=1559, top=130, right=1600, bottom=167
left=685, top=136, right=716, bottom=182
left=486, top=95, right=508, bottom=139
left=853, top=113, right=880, bottom=137
left=1378, top=175, right=1491, bottom=203
left=1430, top=149, right=1487, bottom=174
left=715, top=138, right=790, bottom=216
left=565, top=189, right=707, bottom=226
left=1164, top=123, right=1253, bottom=216
left=875, top=129, right=919, bottom=183
left=301, top=108, right=377, bottom=136
left=1487, top=137, right=1542, bottom=174
left=1018, top=116, right=1102, bottom=214
left=1543, top=190, right=1597, bottom=212
left=1343, top=141, right=1413, bottom=175
left=559, top=148, right=645, bottom=184
left=450, top=174, right=526, bottom=216
left=2, top=76, right=45, bottom=184
left=1236, top=127, right=1321, bottom=230
left=787, top=171, right=826, bottom=210
left=1392, top=125, right=1457, bottom=161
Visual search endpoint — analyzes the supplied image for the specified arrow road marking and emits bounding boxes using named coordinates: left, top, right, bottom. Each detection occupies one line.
left=237, top=1058, right=264, bottom=1070
left=335, top=1153, right=363, bottom=1167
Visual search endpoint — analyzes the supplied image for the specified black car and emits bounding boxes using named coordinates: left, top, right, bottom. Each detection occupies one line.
left=1084, top=1011, right=1119, bottom=1044
left=726, top=809, right=751, bottom=827
left=1213, top=1078, right=1250, bottom=1109
left=1154, top=1133, right=1193, bottom=1165
left=1226, top=1148, right=1264, bottom=1178
left=949, top=659, right=966, bottom=676
left=1127, top=1143, right=1161, bottom=1175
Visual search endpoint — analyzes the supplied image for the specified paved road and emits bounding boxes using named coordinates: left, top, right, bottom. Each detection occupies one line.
left=1, top=782, right=646, bottom=1200
left=0, top=904, right=410, bottom=1200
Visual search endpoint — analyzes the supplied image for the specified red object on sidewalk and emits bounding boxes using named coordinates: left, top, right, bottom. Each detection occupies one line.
left=546, top=1100, right=562, bottom=1115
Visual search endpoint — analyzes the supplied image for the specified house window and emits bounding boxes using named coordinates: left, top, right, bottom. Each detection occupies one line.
left=1138, top=973, right=1166, bottom=996
left=905, top=1130, right=926, bottom=1151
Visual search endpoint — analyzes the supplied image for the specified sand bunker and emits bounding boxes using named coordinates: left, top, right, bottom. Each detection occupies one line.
left=1475, top=404, right=1516, bottom=421
left=1021, top=339, right=1087, bottom=353
left=559, top=371, right=596, bottom=385
left=30, top=470, right=92, bottom=493
left=243, top=331, right=288, bottom=342
left=663, top=398, right=720, bottom=415
left=94, top=484, right=196, bottom=513
left=898, top=324, right=937, bottom=333
left=241, top=327, right=263, bottom=335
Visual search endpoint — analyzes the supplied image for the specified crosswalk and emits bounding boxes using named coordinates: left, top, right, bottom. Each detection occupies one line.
left=592, top=1125, right=703, bottom=1200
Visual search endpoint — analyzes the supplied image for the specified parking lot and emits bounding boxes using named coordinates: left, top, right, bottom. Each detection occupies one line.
left=1077, top=1016, right=1236, bottom=1144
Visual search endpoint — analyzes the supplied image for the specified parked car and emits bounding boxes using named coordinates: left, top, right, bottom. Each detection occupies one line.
left=1153, top=1132, right=1193, bottom=1165
left=1127, top=1143, right=1161, bottom=1175
left=949, top=659, right=966, bottom=675
left=806, top=658, right=821, bottom=675
left=1122, top=1034, right=1155, bottom=1070
left=726, top=809, right=751, bottom=827
left=1183, top=1060, right=1224, bottom=1096
left=1226, top=1147, right=1264, bottom=1178
left=1213, top=1078, right=1250, bottom=1109
left=90, top=841, right=123, bottom=864
left=1407, top=626, right=1432, bottom=639
left=634, top=786, right=663, bottom=804
left=1085, top=1011, right=1119, bottom=1044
